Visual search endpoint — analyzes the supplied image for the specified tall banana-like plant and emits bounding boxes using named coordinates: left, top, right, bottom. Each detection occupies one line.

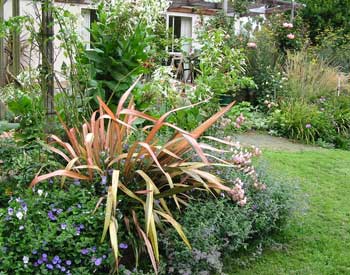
left=31, top=78, right=236, bottom=273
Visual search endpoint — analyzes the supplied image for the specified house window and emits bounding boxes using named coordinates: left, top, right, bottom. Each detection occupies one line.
left=81, top=9, right=97, bottom=48
left=168, top=15, right=192, bottom=53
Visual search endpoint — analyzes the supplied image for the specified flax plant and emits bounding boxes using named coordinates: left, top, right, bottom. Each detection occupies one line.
left=29, top=78, right=242, bottom=273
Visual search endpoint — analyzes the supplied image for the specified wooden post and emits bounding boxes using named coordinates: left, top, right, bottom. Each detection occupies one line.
left=41, top=0, right=55, bottom=130
left=12, top=0, right=20, bottom=76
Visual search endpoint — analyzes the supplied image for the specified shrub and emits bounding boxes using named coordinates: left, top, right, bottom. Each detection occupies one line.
left=269, top=100, right=335, bottom=144
left=282, top=51, right=349, bottom=101
left=0, top=185, right=111, bottom=275
left=161, top=169, right=294, bottom=275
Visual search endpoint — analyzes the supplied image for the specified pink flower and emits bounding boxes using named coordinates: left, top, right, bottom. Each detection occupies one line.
left=287, top=33, right=295, bottom=40
left=283, top=22, right=293, bottom=29
left=247, top=42, right=257, bottom=49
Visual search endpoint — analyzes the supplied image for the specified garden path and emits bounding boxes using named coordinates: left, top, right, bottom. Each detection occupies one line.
left=233, top=131, right=321, bottom=152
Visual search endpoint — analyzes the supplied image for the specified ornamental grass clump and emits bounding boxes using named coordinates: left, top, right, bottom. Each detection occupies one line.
left=30, top=79, right=265, bottom=273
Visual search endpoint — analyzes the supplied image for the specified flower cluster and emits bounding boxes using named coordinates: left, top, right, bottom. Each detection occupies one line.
left=228, top=178, right=247, bottom=207
left=6, top=198, right=27, bottom=225
left=283, top=22, right=294, bottom=29
left=31, top=253, right=72, bottom=274
left=80, top=246, right=107, bottom=267
left=287, top=33, right=295, bottom=40
left=229, top=141, right=266, bottom=191
left=235, top=113, right=245, bottom=128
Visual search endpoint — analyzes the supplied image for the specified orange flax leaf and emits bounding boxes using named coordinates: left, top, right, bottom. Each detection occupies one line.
left=61, top=157, right=80, bottom=188
left=46, top=145, right=71, bottom=163
left=30, top=170, right=89, bottom=188
left=97, top=96, right=116, bottom=121
left=132, top=211, right=159, bottom=274
left=116, top=75, right=142, bottom=117
left=191, top=101, right=236, bottom=139
left=68, top=128, right=81, bottom=156
left=137, top=142, right=167, bottom=175
left=50, top=135, right=79, bottom=159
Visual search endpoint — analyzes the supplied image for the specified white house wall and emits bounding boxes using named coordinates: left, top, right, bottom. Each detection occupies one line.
left=4, top=0, right=94, bottom=83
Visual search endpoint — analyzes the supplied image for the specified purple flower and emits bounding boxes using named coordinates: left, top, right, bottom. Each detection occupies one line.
left=61, top=223, right=67, bottom=230
left=42, top=253, right=48, bottom=259
left=101, top=176, right=107, bottom=185
left=55, top=208, right=63, bottom=215
left=65, top=260, right=72, bottom=266
left=79, top=224, right=84, bottom=230
left=61, top=266, right=66, bottom=272
left=305, top=124, right=312, bottom=129
left=119, top=243, right=128, bottom=249
left=48, top=211, right=56, bottom=221
left=37, top=259, right=43, bottom=265
left=7, top=208, right=13, bottom=216
left=94, top=257, right=102, bottom=266
left=21, top=202, right=28, bottom=212
left=46, top=263, right=54, bottom=270
left=74, top=179, right=80, bottom=186
left=32, top=249, right=38, bottom=255
left=90, top=246, right=97, bottom=252
left=52, top=256, right=60, bottom=265
left=81, top=248, right=89, bottom=255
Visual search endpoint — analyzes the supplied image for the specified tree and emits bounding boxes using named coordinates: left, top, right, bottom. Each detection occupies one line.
left=299, top=0, right=350, bottom=42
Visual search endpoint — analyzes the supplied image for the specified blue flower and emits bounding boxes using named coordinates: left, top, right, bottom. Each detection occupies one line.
left=32, top=249, right=37, bottom=255
left=48, top=211, right=56, bottom=221
left=52, top=256, right=60, bottom=265
left=65, top=260, right=72, bottom=266
left=61, top=266, right=66, bottom=272
left=7, top=208, right=14, bottom=216
left=46, top=263, right=54, bottom=270
left=94, top=257, right=102, bottom=266
left=101, top=176, right=107, bottom=185
left=60, top=223, right=67, bottom=230
left=21, top=202, right=28, bottom=212
left=81, top=248, right=89, bottom=255
left=119, top=243, right=128, bottom=249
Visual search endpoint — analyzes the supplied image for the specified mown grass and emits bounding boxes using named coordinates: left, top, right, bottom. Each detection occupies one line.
left=226, top=149, right=350, bottom=275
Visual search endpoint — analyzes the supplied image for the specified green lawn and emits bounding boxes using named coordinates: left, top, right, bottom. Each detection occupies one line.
left=227, top=149, right=350, bottom=275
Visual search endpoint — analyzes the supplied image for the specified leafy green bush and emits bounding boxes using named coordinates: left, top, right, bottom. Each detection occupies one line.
left=0, top=138, right=61, bottom=207
left=161, top=169, right=294, bottom=275
left=314, top=28, right=350, bottom=72
left=0, top=185, right=111, bottom=275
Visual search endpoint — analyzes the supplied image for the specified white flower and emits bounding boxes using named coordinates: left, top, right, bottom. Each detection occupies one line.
left=37, top=189, right=43, bottom=196
left=16, top=211, right=23, bottom=220
left=23, top=256, right=29, bottom=264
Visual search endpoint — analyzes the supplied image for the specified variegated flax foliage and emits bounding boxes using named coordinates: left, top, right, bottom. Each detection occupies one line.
left=30, top=78, right=263, bottom=274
